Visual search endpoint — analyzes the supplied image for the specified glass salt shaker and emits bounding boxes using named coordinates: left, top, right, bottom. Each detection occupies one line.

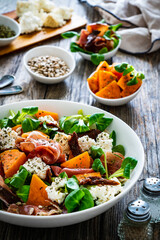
left=140, top=177, right=160, bottom=223
left=118, top=199, right=153, bottom=240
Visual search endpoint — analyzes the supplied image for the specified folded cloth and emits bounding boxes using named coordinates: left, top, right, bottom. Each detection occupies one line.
left=80, top=0, right=160, bottom=54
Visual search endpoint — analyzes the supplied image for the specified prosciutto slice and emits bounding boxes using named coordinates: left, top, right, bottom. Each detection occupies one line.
left=51, top=166, right=94, bottom=178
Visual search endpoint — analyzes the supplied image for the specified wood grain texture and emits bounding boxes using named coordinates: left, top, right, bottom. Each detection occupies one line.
left=0, top=0, right=160, bottom=240
left=0, top=11, right=87, bottom=56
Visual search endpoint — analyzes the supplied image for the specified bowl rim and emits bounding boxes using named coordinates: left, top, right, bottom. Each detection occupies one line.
left=0, top=99, right=144, bottom=223
left=87, top=70, right=143, bottom=103
left=23, top=45, right=76, bottom=81
left=0, top=15, right=21, bottom=40
left=78, top=38, right=122, bottom=57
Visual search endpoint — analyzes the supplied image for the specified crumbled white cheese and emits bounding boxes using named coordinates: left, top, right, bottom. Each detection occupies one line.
left=78, top=135, right=96, bottom=152
left=52, top=7, right=73, bottom=20
left=89, top=177, right=122, bottom=205
left=46, top=177, right=67, bottom=204
left=23, top=157, right=50, bottom=180
left=54, top=132, right=71, bottom=154
left=38, top=115, right=59, bottom=127
left=43, top=12, right=66, bottom=28
left=19, top=11, right=43, bottom=34
left=96, top=132, right=113, bottom=154
left=0, top=127, right=18, bottom=150
left=16, top=1, right=39, bottom=17
left=38, top=0, right=55, bottom=12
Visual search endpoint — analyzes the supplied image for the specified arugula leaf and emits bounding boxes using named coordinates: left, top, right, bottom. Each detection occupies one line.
left=127, top=76, right=138, bottom=86
left=22, top=118, right=40, bottom=133
left=114, top=63, right=128, bottom=73
left=16, top=185, right=30, bottom=202
left=112, top=144, right=125, bottom=156
left=89, top=113, right=105, bottom=126
left=70, top=42, right=92, bottom=54
left=65, top=189, right=85, bottom=213
left=91, top=53, right=105, bottom=65
left=109, top=130, right=116, bottom=147
left=99, top=47, right=108, bottom=54
left=109, top=23, right=122, bottom=31
left=108, top=157, right=137, bottom=179
left=61, top=31, right=80, bottom=39
left=92, top=158, right=106, bottom=175
left=78, top=188, right=94, bottom=211
left=96, top=117, right=113, bottom=132
left=66, top=176, right=79, bottom=193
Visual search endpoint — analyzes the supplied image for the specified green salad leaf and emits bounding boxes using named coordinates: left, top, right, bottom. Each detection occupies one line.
left=66, top=176, right=79, bottom=193
left=70, top=42, right=92, bottom=54
left=40, top=122, right=58, bottom=139
left=22, top=118, right=40, bottom=133
left=109, top=23, right=122, bottom=31
left=98, top=47, right=108, bottom=54
left=59, top=171, right=68, bottom=179
left=112, top=144, right=125, bottom=156
left=91, top=53, right=105, bottom=65
left=16, top=185, right=30, bottom=203
left=109, top=157, right=138, bottom=179
left=92, top=158, right=106, bottom=175
left=61, top=31, right=80, bottom=39
left=78, top=188, right=94, bottom=211
left=109, top=130, right=116, bottom=147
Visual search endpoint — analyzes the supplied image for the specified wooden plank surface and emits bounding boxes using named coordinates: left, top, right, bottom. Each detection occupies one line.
left=0, top=0, right=160, bottom=240
left=0, top=11, right=87, bottom=56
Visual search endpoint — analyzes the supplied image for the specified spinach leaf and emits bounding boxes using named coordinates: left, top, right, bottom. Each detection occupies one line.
left=90, top=146, right=104, bottom=159
left=78, top=188, right=94, bottom=211
left=99, top=47, right=108, bottom=54
left=22, top=106, right=38, bottom=115
left=112, top=144, right=125, bottom=156
left=109, top=130, right=116, bottom=147
left=96, top=117, right=113, bottom=132
left=22, top=118, right=40, bottom=133
left=123, top=65, right=134, bottom=76
left=61, top=31, right=80, bottom=39
left=59, top=171, right=68, bottom=179
left=92, top=158, right=106, bottom=175
left=127, top=76, right=138, bottom=86
left=16, top=185, right=30, bottom=202
left=91, top=53, right=105, bottom=65
left=89, top=113, right=105, bottom=126
left=66, top=176, right=79, bottom=193
left=6, top=168, right=29, bottom=189
left=109, top=157, right=138, bottom=179
left=109, top=23, right=122, bottom=31
left=114, top=63, right=128, bottom=73
left=65, top=189, right=85, bottom=213
left=70, top=42, right=92, bottom=54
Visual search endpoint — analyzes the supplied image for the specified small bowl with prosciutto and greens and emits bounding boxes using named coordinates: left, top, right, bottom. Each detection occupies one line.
left=61, top=20, right=122, bottom=65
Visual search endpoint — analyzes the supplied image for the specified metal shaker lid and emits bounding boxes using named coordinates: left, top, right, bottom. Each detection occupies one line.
left=142, top=178, right=160, bottom=196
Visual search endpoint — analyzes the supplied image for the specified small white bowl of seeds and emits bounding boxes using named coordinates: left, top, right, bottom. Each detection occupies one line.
left=23, top=45, right=75, bottom=84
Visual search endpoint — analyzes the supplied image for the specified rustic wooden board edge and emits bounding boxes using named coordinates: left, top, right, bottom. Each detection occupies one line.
left=0, top=10, right=87, bottom=56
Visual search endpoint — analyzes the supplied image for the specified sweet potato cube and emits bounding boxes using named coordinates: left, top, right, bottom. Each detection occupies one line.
left=117, top=74, right=132, bottom=90
left=96, top=80, right=121, bottom=99
left=96, top=61, right=110, bottom=72
left=121, top=78, right=142, bottom=97
left=35, top=110, right=59, bottom=121
left=0, top=149, right=27, bottom=178
left=61, top=152, right=91, bottom=169
left=99, top=70, right=117, bottom=90
left=87, top=76, right=99, bottom=93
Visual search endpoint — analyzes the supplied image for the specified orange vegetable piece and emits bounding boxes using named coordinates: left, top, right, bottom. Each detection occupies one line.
left=75, top=172, right=101, bottom=182
left=117, top=74, right=132, bottom=90
left=121, top=78, right=142, bottom=97
left=87, top=76, right=99, bottom=93
left=0, top=149, right=27, bottom=178
left=99, top=70, right=117, bottom=90
left=96, top=61, right=110, bottom=72
left=27, top=174, right=50, bottom=206
left=35, top=110, right=59, bottom=121
left=89, top=71, right=98, bottom=79
left=22, top=130, right=49, bottom=139
left=61, top=152, right=91, bottom=169
left=12, top=124, right=23, bottom=134
left=96, top=80, right=121, bottom=99
left=109, top=64, right=123, bottom=80
left=87, top=23, right=109, bottom=36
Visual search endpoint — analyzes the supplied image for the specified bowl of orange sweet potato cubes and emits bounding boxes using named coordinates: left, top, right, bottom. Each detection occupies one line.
left=87, top=61, right=145, bottom=106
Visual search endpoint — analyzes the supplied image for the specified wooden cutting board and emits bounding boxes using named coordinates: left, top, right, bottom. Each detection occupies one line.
left=0, top=10, right=87, bottom=56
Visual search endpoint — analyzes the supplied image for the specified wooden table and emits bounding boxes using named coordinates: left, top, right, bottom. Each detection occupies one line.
left=0, top=0, right=160, bottom=239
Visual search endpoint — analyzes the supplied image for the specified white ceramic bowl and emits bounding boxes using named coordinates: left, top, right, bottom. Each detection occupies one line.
left=0, top=100, right=144, bottom=228
left=0, top=15, right=20, bottom=47
left=87, top=72, right=143, bottom=106
left=23, top=46, right=75, bottom=84
left=79, top=38, right=121, bottom=61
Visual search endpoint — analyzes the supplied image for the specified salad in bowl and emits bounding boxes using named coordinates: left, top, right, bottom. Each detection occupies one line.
left=61, top=20, right=122, bottom=65
left=0, top=100, right=144, bottom=227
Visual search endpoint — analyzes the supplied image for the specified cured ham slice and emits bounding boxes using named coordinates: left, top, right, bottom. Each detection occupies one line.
left=51, top=166, right=94, bottom=178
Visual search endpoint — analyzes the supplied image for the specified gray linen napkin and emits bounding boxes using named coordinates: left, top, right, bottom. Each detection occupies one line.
left=80, top=0, right=160, bottom=54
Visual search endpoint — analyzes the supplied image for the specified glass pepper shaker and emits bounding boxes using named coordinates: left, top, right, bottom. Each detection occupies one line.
left=118, top=199, right=153, bottom=240
left=140, top=177, right=160, bottom=223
